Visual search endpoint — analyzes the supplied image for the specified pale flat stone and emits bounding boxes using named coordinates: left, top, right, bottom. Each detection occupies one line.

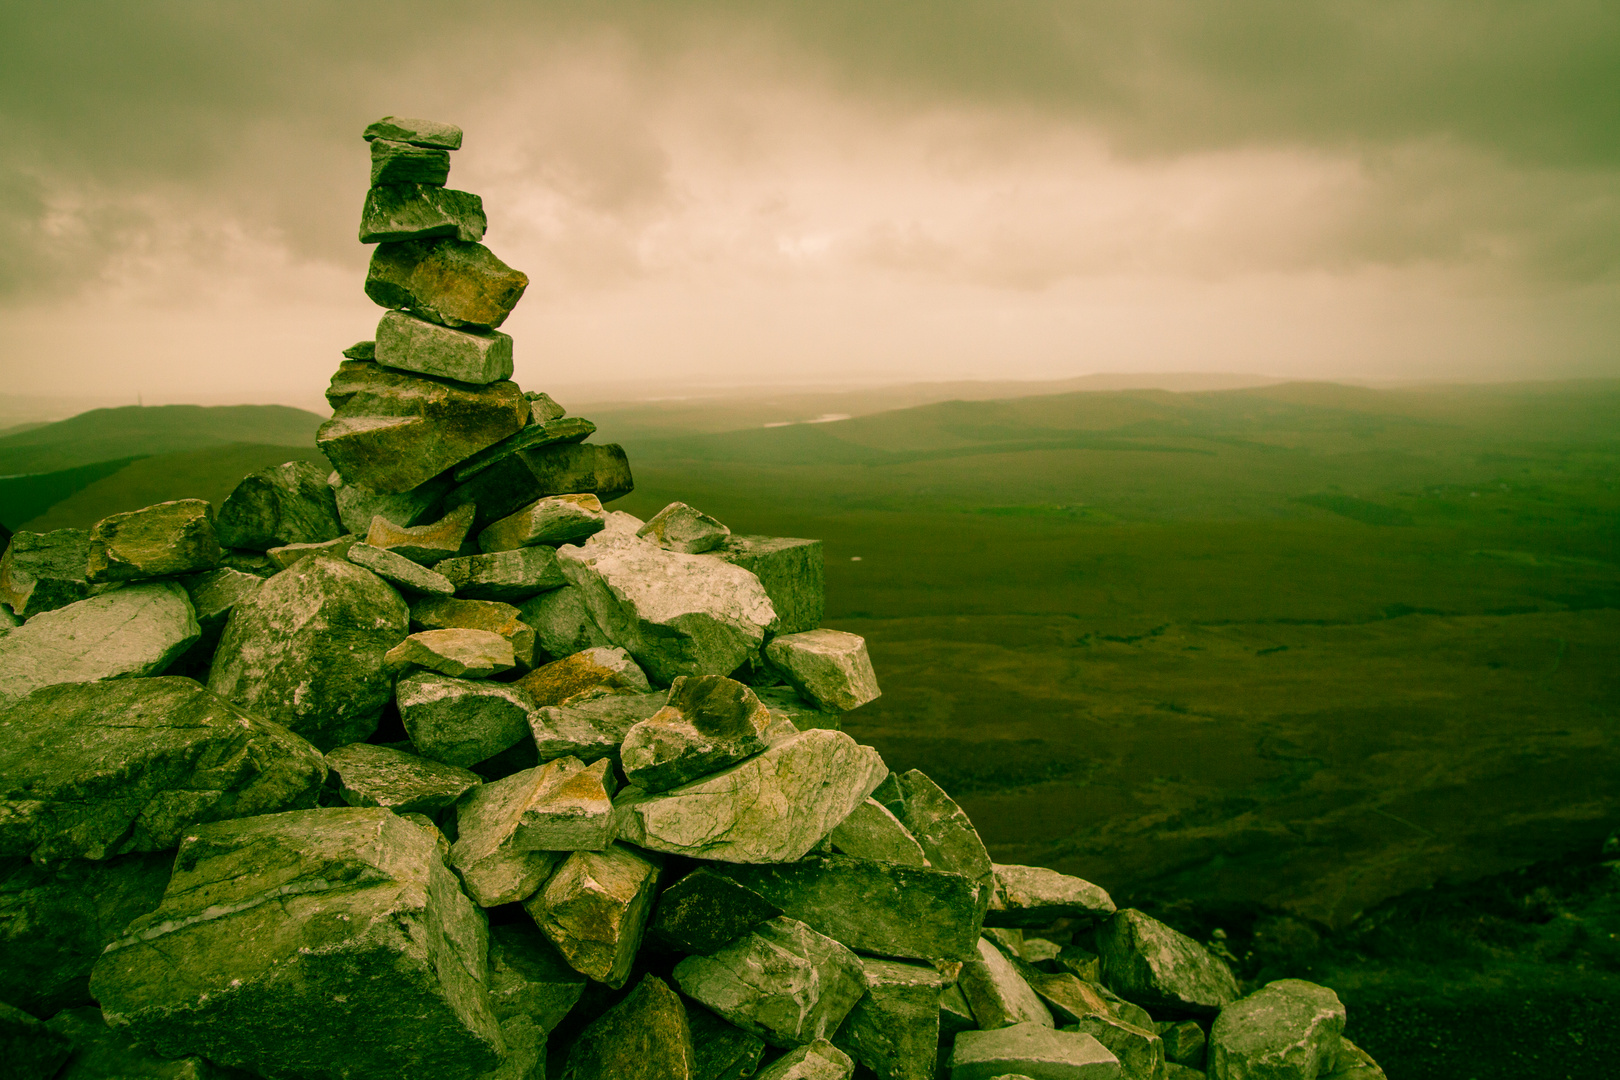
left=438, top=545, right=567, bottom=602
left=0, top=529, right=93, bottom=617
left=675, top=917, right=865, bottom=1050
left=375, top=310, right=514, bottom=384
left=331, top=470, right=453, bottom=535
left=758, top=1039, right=854, bottom=1080
left=387, top=628, right=515, bottom=679
left=370, top=138, right=450, bottom=185
left=529, top=689, right=668, bottom=764
left=398, top=671, right=533, bottom=768
left=524, top=843, right=659, bottom=987
left=514, top=645, right=650, bottom=707
left=1096, top=910, right=1239, bottom=1016
left=367, top=239, right=528, bottom=330
left=360, top=184, right=485, bottom=244
left=962, top=936, right=1055, bottom=1030
left=950, top=1024, right=1122, bottom=1080
left=86, top=499, right=220, bottom=582
left=620, top=674, right=772, bottom=792
left=267, top=533, right=358, bottom=569
left=367, top=502, right=475, bottom=565
left=829, top=797, right=929, bottom=867
left=562, top=974, right=697, bottom=1080
left=714, top=535, right=825, bottom=635
left=516, top=585, right=613, bottom=658
left=987, top=864, right=1116, bottom=927
left=216, top=460, right=344, bottom=552
left=764, top=629, right=880, bottom=712
left=1065, top=1015, right=1164, bottom=1080
left=615, top=729, right=885, bottom=864
left=479, top=494, right=605, bottom=553
left=832, top=958, right=941, bottom=1080
left=349, top=542, right=457, bottom=595
left=411, top=595, right=536, bottom=668
left=364, top=115, right=464, bottom=148
left=0, top=582, right=200, bottom=706
left=325, top=741, right=481, bottom=814
left=1208, top=980, right=1345, bottom=1080
left=636, top=501, right=731, bottom=554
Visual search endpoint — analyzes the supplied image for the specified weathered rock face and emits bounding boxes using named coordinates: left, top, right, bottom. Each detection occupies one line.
left=452, top=416, right=595, bottom=484
left=370, top=138, right=450, bottom=185
left=987, top=864, right=1116, bottom=927
left=332, top=470, right=453, bottom=534
left=360, top=184, right=486, bottom=244
left=348, top=542, right=456, bottom=595
left=688, top=1007, right=767, bottom=1080
left=1096, top=909, right=1240, bottom=1016
left=0, top=852, right=174, bottom=1017
left=961, top=936, right=1055, bottom=1031
left=386, top=628, right=516, bottom=679
left=437, top=546, right=567, bottom=602
left=325, top=741, right=481, bottom=814
left=486, top=922, right=587, bottom=1030
left=714, top=535, right=825, bottom=635
left=0, top=582, right=201, bottom=705
left=207, top=555, right=409, bottom=751
left=374, top=310, right=515, bottom=385
left=529, top=690, right=667, bottom=764
left=619, top=674, right=772, bottom=792
left=445, top=442, right=634, bottom=528
left=411, top=595, right=536, bottom=668
left=1161, top=1019, right=1206, bottom=1069
left=514, top=646, right=650, bottom=707
left=319, top=361, right=527, bottom=494
left=89, top=807, right=504, bottom=1080
left=647, top=867, right=783, bottom=954
left=0, top=676, right=326, bottom=863
left=364, top=115, right=464, bottom=148
left=267, top=534, right=359, bottom=570
left=562, top=974, right=697, bottom=1080
left=45, top=1004, right=253, bottom=1080
left=832, top=958, right=942, bottom=1080
left=637, top=501, right=731, bottom=554
left=478, top=493, right=605, bottom=553
left=1208, top=979, right=1345, bottom=1080
left=0, top=528, right=94, bottom=618
left=615, top=729, right=886, bottom=864
left=365, top=502, right=475, bottom=565
left=674, top=916, right=866, bottom=1049
left=86, top=499, right=220, bottom=583
left=524, top=843, right=659, bottom=987
left=950, top=1023, right=1122, bottom=1080
left=396, top=671, right=533, bottom=768
left=764, top=628, right=880, bottom=713
left=828, top=797, right=929, bottom=867
left=366, top=239, right=529, bottom=330
left=449, top=766, right=572, bottom=907
left=1068, top=1014, right=1164, bottom=1080
left=757, top=1039, right=856, bottom=1080
left=216, top=461, right=344, bottom=551
left=516, top=585, right=613, bottom=658
left=0, top=1000, right=72, bottom=1080
left=878, top=770, right=993, bottom=901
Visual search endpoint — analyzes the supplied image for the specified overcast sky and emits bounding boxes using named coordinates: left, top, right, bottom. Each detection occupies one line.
left=2, top=1, right=1616, bottom=409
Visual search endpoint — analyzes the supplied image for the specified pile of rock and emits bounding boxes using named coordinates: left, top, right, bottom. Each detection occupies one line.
left=0, top=118, right=1386, bottom=1080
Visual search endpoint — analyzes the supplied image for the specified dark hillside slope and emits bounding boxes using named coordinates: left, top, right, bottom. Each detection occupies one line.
left=0, top=404, right=327, bottom=476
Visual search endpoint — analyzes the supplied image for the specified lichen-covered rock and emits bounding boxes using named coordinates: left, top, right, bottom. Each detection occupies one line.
left=529, top=689, right=668, bottom=764
left=831, top=958, right=941, bottom=1080
left=437, top=546, right=567, bottom=602
left=360, top=184, right=486, bottom=244
left=364, top=115, right=464, bottom=148
left=614, top=729, right=885, bottom=864
left=961, top=936, right=1055, bottom=1030
left=348, top=542, right=457, bottom=595
left=487, top=922, right=587, bottom=1029
left=877, top=769, right=992, bottom=897
left=714, top=535, right=825, bottom=635
left=987, top=864, right=1116, bottom=927
left=452, top=758, right=615, bottom=901
left=1065, top=1015, right=1164, bottom=1080
left=86, top=499, right=220, bottom=582
left=0, top=676, right=326, bottom=863
left=325, top=742, right=481, bottom=814
left=444, top=442, right=634, bottom=529
left=757, top=1039, right=855, bottom=1080
left=332, top=471, right=453, bottom=535
left=524, top=843, right=660, bottom=987
left=397, top=671, right=533, bottom=768
left=636, top=502, right=731, bottom=554
left=1096, top=910, right=1240, bottom=1017
left=411, top=595, right=536, bottom=668
left=374, top=310, right=515, bottom=385
left=562, top=974, right=696, bottom=1080
left=647, top=867, right=783, bottom=954
left=366, top=239, right=529, bottom=331
left=207, top=555, right=408, bottom=751
left=478, top=493, right=605, bottom=553
left=363, top=502, right=475, bottom=567
left=386, top=628, right=515, bottom=678
left=1321, top=1037, right=1385, bottom=1079
left=216, top=461, right=344, bottom=551
left=0, top=1000, right=72, bottom=1080
left=828, top=797, right=929, bottom=867
left=369, top=138, right=450, bottom=185
left=514, top=646, right=650, bottom=707
left=1208, top=979, right=1345, bottom=1080
left=764, top=629, right=880, bottom=713
left=950, top=1023, right=1122, bottom=1080
left=89, top=807, right=504, bottom=1080
left=0, top=582, right=201, bottom=706
left=516, top=585, right=613, bottom=658
left=1026, top=974, right=1116, bottom=1026
left=0, top=528, right=94, bottom=618
left=619, top=674, right=772, bottom=792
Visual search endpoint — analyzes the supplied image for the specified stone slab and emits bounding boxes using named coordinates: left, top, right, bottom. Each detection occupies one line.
left=375, top=309, right=515, bottom=384
left=366, top=239, right=528, bottom=330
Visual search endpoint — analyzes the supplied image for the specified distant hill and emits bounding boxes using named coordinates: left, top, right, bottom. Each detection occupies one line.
left=0, top=404, right=327, bottom=477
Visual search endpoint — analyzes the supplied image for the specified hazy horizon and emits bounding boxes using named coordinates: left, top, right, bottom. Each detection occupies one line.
left=3, top=2, right=1617, bottom=406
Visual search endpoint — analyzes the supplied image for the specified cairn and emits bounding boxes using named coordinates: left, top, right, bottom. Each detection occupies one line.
left=0, top=118, right=1386, bottom=1080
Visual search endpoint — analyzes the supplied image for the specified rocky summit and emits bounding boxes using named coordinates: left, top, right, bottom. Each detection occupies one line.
left=0, top=117, right=1387, bottom=1080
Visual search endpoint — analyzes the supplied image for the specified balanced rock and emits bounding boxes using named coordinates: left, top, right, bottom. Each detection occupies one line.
left=962, top=937, right=1055, bottom=1030
left=674, top=916, right=865, bottom=1049
left=367, top=239, right=529, bottom=330
left=0, top=1000, right=72, bottom=1080
left=619, top=674, right=772, bottom=792
left=364, top=115, right=463, bottom=148
left=479, top=493, right=605, bottom=552
left=0, top=582, right=200, bottom=706
left=689, top=1007, right=767, bottom=1080
left=366, top=502, right=475, bottom=565
left=831, top=958, right=941, bottom=1080
left=636, top=501, right=730, bottom=554
left=987, top=864, right=1116, bottom=927
left=714, top=535, right=825, bottom=635
left=709, top=855, right=986, bottom=963
left=397, top=671, right=533, bottom=767
left=375, top=310, right=514, bottom=384
left=524, top=843, right=660, bottom=987
left=348, top=542, right=456, bottom=594
left=0, top=676, right=325, bottom=863
left=515, top=645, right=650, bottom=707
left=764, top=629, right=880, bottom=712
left=207, top=555, right=408, bottom=751
left=615, top=729, right=885, bottom=863
left=332, top=470, right=453, bottom=534
left=1096, top=910, right=1240, bottom=1016
left=86, top=499, right=219, bottom=582
left=453, top=416, right=598, bottom=483
left=360, top=184, right=486, bottom=244
left=319, top=360, right=527, bottom=493
left=0, top=528, right=93, bottom=617
left=517, top=585, right=613, bottom=658
left=562, top=974, right=697, bottom=1080
left=950, top=1023, right=1122, bottom=1080
left=437, top=545, right=567, bottom=601
left=1066, top=1015, right=1164, bottom=1080
left=386, top=627, right=514, bottom=678
left=758, top=1039, right=855, bottom=1080
left=1208, top=979, right=1345, bottom=1080
left=325, top=741, right=481, bottom=813
left=647, top=867, right=783, bottom=954
left=529, top=689, right=668, bottom=764
left=370, top=138, right=450, bottom=186
left=267, top=533, right=358, bottom=569
left=216, top=460, right=344, bottom=551
left=445, top=442, right=634, bottom=528
left=89, top=807, right=504, bottom=1080
left=487, top=922, right=587, bottom=1030
left=828, top=797, right=929, bottom=867
left=412, top=595, right=537, bottom=668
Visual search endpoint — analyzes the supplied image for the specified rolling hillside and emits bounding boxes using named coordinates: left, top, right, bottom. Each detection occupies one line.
left=0, top=403, right=326, bottom=476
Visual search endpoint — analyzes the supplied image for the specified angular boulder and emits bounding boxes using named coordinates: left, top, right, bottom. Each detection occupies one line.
left=437, top=546, right=567, bottom=602
left=614, top=729, right=885, bottom=864
left=1161, top=1019, right=1206, bottom=1069
left=386, top=628, right=515, bottom=678
left=332, top=470, right=453, bottom=535
left=325, top=741, right=481, bottom=814
left=562, top=974, right=696, bottom=1080
left=479, top=493, right=606, bottom=552
left=0, top=582, right=200, bottom=706
left=987, top=864, right=1117, bottom=927
left=364, top=115, right=463, bottom=148
left=449, top=766, right=575, bottom=907
left=764, top=629, right=880, bottom=713
left=348, top=542, right=456, bottom=595
left=828, top=797, right=929, bottom=867
left=529, top=689, right=668, bottom=764
left=360, top=184, right=486, bottom=244
left=452, top=416, right=596, bottom=483
left=514, top=645, right=650, bottom=706
left=396, top=671, right=533, bottom=768
left=86, top=499, right=220, bottom=582
left=714, top=535, right=825, bottom=635
left=831, top=958, right=941, bottom=1080
left=619, top=674, right=772, bottom=792
left=961, top=936, right=1055, bottom=1030
left=0, top=676, right=326, bottom=863
left=411, top=595, right=536, bottom=668
left=757, top=1039, right=854, bottom=1080
left=0, top=528, right=94, bottom=618
left=89, top=807, right=504, bottom=1080
left=374, top=310, right=514, bottom=385
left=366, top=239, right=529, bottom=330
left=445, top=442, right=635, bottom=528
left=365, top=502, right=475, bottom=565
left=647, top=866, right=783, bottom=954
left=370, top=138, right=450, bottom=185
left=207, top=555, right=409, bottom=751
left=636, top=501, right=730, bottom=554
left=1096, top=910, right=1240, bottom=1016
left=216, top=461, right=344, bottom=551
left=524, top=843, right=660, bottom=987
left=950, top=1023, right=1122, bottom=1080
left=688, top=1007, right=767, bottom=1080
left=486, top=922, right=587, bottom=1030
left=1208, top=979, right=1345, bottom=1080
left=1067, top=1015, right=1165, bottom=1080
left=878, top=769, right=993, bottom=903
left=516, top=584, right=613, bottom=658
